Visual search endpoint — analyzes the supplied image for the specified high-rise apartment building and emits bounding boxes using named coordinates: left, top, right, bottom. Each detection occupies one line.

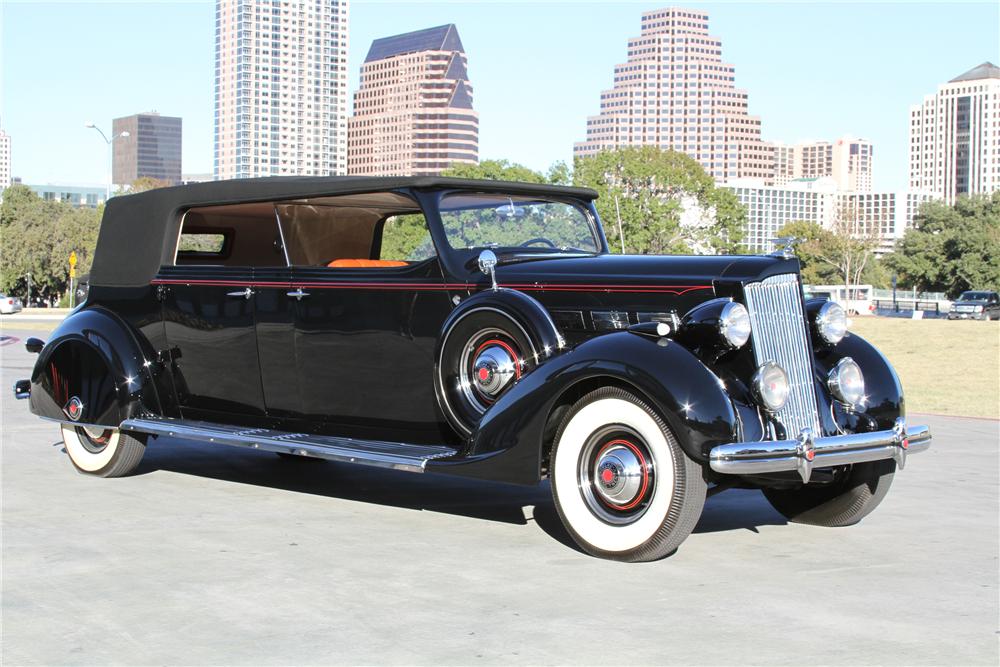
left=112, top=112, right=182, bottom=186
left=771, top=137, right=874, bottom=191
left=909, top=62, right=1000, bottom=203
left=574, top=7, right=770, bottom=182
left=0, top=127, right=11, bottom=192
left=214, top=0, right=349, bottom=180
left=348, top=24, right=478, bottom=176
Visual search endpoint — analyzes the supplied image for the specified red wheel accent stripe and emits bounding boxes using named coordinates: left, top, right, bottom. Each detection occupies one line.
left=473, top=338, right=522, bottom=380
left=596, top=438, right=651, bottom=511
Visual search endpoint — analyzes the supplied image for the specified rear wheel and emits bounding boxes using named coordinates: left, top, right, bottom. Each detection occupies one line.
left=550, top=387, right=706, bottom=562
left=60, top=425, right=146, bottom=477
left=762, top=460, right=895, bottom=526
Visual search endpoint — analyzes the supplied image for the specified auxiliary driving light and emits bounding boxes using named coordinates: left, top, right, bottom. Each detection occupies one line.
left=719, top=302, right=751, bottom=348
left=828, top=357, right=865, bottom=408
left=815, top=301, right=848, bottom=344
left=753, top=361, right=790, bottom=412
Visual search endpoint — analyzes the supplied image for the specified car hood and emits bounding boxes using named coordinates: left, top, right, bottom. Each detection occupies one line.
left=953, top=300, right=989, bottom=307
left=492, top=253, right=799, bottom=288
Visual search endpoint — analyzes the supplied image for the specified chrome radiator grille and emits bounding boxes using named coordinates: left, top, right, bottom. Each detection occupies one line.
left=743, top=273, right=821, bottom=435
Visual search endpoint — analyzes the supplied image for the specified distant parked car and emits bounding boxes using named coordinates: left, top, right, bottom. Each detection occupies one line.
left=0, top=294, right=23, bottom=314
left=948, top=290, right=1000, bottom=320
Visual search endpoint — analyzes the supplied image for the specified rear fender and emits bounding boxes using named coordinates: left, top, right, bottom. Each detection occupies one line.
left=427, top=331, right=738, bottom=484
left=29, top=307, right=165, bottom=427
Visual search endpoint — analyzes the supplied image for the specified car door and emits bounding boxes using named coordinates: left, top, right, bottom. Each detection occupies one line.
left=277, top=198, right=456, bottom=442
left=158, top=204, right=287, bottom=421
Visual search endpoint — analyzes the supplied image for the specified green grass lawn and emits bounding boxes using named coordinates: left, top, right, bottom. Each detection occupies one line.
left=850, top=317, right=999, bottom=419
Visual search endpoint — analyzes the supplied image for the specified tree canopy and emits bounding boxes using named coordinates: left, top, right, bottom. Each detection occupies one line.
left=442, top=159, right=570, bottom=185
left=0, top=185, right=102, bottom=303
left=882, top=192, right=1000, bottom=297
left=573, top=146, right=745, bottom=255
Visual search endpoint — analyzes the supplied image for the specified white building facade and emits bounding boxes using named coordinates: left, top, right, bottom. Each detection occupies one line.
left=214, top=0, right=349, bottom=180
left=909, top=62, right=1000, bottom=203
left=771, top=136, right=874, bottom=192
left=727, top=178, right=935, bottom=256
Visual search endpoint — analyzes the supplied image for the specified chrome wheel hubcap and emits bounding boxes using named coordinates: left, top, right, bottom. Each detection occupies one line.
left=579, top=428, right=655, bottom=525
left=459, top=328, right=522, bottom=413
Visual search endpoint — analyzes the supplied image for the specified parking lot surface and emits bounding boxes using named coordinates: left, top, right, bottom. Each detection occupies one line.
left=2, top=327, right=998, bottom=665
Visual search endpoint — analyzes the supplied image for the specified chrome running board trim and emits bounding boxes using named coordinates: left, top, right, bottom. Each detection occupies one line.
left=121, top=417, right=458, bottom=473
left=709, top=417, right=931, bottom=483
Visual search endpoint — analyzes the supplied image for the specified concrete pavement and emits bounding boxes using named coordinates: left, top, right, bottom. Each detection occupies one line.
left=2, top=327, right=997, bottom=665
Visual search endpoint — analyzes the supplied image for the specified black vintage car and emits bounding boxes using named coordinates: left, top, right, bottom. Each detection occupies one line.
left=15, top=177, right=931, bottom=561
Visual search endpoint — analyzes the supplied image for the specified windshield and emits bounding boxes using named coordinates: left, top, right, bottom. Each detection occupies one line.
left=438, top=193, right=600, bottom=253
left=958, top=292, right=991, bottom=301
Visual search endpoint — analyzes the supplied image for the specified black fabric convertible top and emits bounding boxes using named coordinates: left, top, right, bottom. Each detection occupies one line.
left=89, top=176, right=600, bottom=287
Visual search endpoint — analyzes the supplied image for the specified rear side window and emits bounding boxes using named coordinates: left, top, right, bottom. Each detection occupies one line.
left=177, top=232, right=228, bottom=256
left=379, top=214, right=435, bottom=262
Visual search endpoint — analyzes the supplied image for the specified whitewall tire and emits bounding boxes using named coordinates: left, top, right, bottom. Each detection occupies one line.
left=60, top=425, right=146, bottom=477
left=551, top=387, right=707, bottom=562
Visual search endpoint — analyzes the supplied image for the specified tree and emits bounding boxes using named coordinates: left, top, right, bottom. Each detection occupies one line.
left=0, top=185, right=101, bottom=303
left=777, top=211, right=889, bottom=290
left=883, top=193, right=1000, bottom=297
left=442, top=159, right=565, bottom=184
left=573, top=147, right=745, bottom=255
left=774, top=220, right=839, bottom=285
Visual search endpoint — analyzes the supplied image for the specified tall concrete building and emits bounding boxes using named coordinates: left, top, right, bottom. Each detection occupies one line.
left=348, top=24, right=478, bottom=176
left=772, top=136, right=874, bottom=191
left=0, top=126, right=11, bottom=192
left=574, top=7, right=771, bottom=182
left=112, top=112, right=182, bottom=186
left=214, top=0, right=349, bottom=180
left=909, top=62, right=1000, bottom=203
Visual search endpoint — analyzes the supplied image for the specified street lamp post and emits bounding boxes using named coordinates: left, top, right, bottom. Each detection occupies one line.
left=84, top=122, right=130, bottom=202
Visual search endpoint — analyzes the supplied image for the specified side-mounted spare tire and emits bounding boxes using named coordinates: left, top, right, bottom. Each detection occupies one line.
left=435, top=289, right=563, bottom=437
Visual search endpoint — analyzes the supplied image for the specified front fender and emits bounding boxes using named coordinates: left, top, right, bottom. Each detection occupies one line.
left=29, top=307, right=164, bottom=427
left=815, top=332, right=904, bottom=430
left=427, top=331, right=738, bottom=484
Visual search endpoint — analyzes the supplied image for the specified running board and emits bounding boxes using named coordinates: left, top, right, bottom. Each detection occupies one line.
left=121, top=417, right=458, bottom=473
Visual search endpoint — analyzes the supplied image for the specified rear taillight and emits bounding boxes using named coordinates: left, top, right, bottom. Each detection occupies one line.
left=6, top=299, right=12, bottom=305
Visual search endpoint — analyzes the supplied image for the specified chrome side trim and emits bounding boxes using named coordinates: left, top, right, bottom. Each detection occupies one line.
left=121, top=417, right=458, bottom=473
left=709, top=417, right=931, bottom=483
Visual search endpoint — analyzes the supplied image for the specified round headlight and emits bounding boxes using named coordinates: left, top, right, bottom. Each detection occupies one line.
left=719, top=302, right=751, bottom=348
left=753, top=361, right=790, bottom=412
left=816, top=301, right=848, bottom=344
left=829, top=357, right=865, bottom=408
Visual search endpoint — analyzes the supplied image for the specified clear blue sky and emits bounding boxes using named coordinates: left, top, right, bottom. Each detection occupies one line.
left=2, top=1, right=998, bottom=191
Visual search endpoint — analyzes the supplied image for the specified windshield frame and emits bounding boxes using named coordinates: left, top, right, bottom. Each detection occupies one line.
left=417, top=188, right=609, bottom=279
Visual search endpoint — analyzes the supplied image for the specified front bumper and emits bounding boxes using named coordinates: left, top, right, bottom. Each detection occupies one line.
left=709, top=417, right=931, bottom=483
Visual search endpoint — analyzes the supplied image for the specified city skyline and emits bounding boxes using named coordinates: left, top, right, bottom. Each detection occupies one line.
left=2, top=1, right=998, bottom=190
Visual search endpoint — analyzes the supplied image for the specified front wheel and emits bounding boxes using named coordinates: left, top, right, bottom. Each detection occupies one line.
left=550, top=387, right=707, bottom=562
left=60, top=425, right=146, bottom=477
left=762, top=459, right=895, bottom=526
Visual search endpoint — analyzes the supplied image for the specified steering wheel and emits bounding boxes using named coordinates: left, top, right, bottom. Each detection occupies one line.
left=519, top=237, right=558, bottom=249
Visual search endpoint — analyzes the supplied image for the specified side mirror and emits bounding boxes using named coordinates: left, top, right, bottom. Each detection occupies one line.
left=477, top=249, right=498, bottom=291
left=25, top=337, right=45, bottom=354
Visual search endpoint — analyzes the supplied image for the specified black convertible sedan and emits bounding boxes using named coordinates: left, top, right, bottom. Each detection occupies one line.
left=15, top=176, right=931, bottom=561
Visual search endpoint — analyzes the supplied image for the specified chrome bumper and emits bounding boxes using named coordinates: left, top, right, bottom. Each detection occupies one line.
left=709, top=417, right=931, bottom=483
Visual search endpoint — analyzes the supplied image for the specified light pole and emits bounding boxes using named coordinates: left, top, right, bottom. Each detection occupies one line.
left=84, top=121, right=129, bottom=202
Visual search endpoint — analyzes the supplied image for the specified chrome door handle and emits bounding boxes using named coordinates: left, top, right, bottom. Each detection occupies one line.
left=286, top=288, right=310, bottom=301
left=227, top=287, right=254, bottom=299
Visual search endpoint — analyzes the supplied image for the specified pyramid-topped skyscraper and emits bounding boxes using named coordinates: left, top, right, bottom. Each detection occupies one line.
left=574, top=7, right=771, bottom=183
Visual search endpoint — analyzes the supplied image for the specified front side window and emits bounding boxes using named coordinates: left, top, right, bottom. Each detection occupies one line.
left=438, top=193, right=600, bottom=254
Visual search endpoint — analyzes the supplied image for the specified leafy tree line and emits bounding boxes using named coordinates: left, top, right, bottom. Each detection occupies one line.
left=778, top=192, right=999, bottom=298
left=0, top=185, right=101, bottom=304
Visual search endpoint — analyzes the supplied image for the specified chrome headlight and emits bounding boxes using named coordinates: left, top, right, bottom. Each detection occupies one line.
left=719, top=302, right=751, bottom=348
left=753, top=361, right=789, bottom=412
left=815, top=301, right=848, bottom=344
left=828, top=357, right=865, bottom=408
